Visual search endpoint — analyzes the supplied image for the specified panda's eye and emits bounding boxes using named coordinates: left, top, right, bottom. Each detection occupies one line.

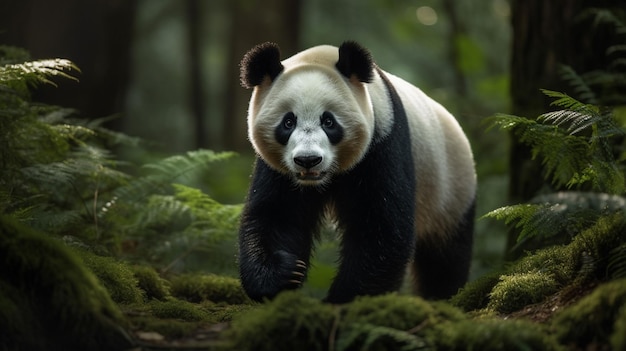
left=283, top=113, right=296, bottom=129
left=321, top=112, right=335, bottom=128
left=321, top=111, right=343, bottom=145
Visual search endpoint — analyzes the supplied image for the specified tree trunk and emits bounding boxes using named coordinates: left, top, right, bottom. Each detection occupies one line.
left=186, top=0, right=206, bottom=149
left=0, top=0, right=135, bottom=124
left=223, top=0, right=301, bottom=152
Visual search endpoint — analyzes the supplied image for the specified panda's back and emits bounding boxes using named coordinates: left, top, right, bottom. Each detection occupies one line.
left=370, top=70, right=476, bottom=239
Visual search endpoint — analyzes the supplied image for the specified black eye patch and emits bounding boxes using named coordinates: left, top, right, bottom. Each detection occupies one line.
left=275, top=112, right=296, bottom=145
left=321, top=111, right=343, bottom=144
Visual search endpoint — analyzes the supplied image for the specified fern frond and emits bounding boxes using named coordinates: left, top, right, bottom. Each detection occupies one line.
left=557, top=66, right=597, bottom=104
left=484, top=113, right=535, bottom=133
left=142, top=149, right=236, bottom=179
left=541, top=90, right=597, bottom=114
left=114, top=150, right=236, bottom=201
left=489, top=90, right=625, bottom=193
left=607, top=243, right=626, bottom=279
left=483, top=204, right=545, bottom=242
left=172, top=184, right=242, bottom=234
left=135, top=194, right=192, bottom=230
left=0, top=59, right=79, bottom=91
left=485, top=192, right=626, bottom=247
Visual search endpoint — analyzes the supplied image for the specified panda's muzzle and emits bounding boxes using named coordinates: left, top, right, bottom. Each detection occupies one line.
left=294, top=155, right=322, bottom=169
left=293, top=155, right=326, bottom=181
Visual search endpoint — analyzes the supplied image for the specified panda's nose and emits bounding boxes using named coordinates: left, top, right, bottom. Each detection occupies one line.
left=294, top=155, right=322, bottom=169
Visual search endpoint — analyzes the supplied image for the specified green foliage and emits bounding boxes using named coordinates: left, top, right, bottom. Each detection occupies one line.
left=510, top=245, right=577, bottom=285
left=450, top=271, right=503, bottom=312
left=487, top=91, right=624, bottom=193
left=485, top=87, right=626, bottom=269
left=551, top=278, right=626, bottom=348
left=223, top=291, right=335, bottom=351
left=433, top=319, right=563, bottom=351
left=170, top=273, right=250, bottom=305
left=337, top=294, right=465, bottom=351
left=131, top=265, right=170, bottom=301
left=77, top=249, right=145, bottom=304
left=0, top=48, right=243, bottom=275
left=0, top=216, right=131, bottom=351
left=611, top=304, right=626, bottom=350
left=569, top=213, right=626, bottom=281
left=487, top=271, right=559, bottom=314
left=148, top=299, right=209, bottom=322
left=223, top=291, right=568, bottom=351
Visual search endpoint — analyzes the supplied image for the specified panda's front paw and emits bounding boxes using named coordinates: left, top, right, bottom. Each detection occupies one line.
left=272, top=250, right=307, bottom=289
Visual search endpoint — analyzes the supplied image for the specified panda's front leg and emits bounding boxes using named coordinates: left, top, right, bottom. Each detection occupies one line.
left=326, top=173, right=416, bottom=304
left=238, top=160, right=323, bottom=302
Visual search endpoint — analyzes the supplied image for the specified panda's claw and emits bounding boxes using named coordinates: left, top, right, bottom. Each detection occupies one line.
left=295, top=260, right=307, bottom=270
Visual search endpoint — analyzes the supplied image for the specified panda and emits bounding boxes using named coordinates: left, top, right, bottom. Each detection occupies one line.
left=238, top=41, right=476, bottom=304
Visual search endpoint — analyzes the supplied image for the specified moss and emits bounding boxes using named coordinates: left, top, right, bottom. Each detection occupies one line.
left=223, top=291, right=335, bottom=351
left=510, top=245, right=577, bottom=284
left=131, top=265, right=170, bottom=300
left=432, top=319, right=563, bottom=351
left=0, top=216, right=131, bottom=351
left=337, top=294, right=465, bottom=350
left=202, top=301, right=253, bottom=322
left=552, top=278, right=626, bottom=348
left=341, top=293, right=464, bottom=330
left=149, top=299, right=210, bottom=322
left=77, top=249, right=144, bottom=304
left=170, top=273, right=251, bottom=304
left=569, top=214, right=626, bottom=280
left=450, top=271, right=502, bottom=311
left=611, top=304, right=626, bottom=350
left=487, top=270, right=559, bottom=314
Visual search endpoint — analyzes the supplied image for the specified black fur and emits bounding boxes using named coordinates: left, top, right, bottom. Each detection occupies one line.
left=320, top=111, right=343, bottom=144
left=413, top=200, right=475, bottom=299
left=336, top=41, right=375, bottom=83
left=240, top=42, right=284, bottom=88
left=238, top=160, right=324, bottom=301
left=238, top=67, right=417, bottom=304
left=274, top=112, right=296, bottom=145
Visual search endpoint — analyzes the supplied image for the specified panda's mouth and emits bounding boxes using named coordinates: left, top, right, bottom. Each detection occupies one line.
left=295, top=171, right=327, bottom=181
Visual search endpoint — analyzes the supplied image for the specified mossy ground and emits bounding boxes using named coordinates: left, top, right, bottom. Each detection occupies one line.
left=3, top=213, right=626, bottom=350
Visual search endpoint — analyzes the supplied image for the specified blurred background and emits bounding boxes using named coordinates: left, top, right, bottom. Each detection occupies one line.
left=2, top=0, right=620, bottom=293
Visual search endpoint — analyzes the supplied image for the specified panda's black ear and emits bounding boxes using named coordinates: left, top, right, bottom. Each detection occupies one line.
left=336, top=41, right=374, bottom=83
left=240, top=42, right=285, bottom=89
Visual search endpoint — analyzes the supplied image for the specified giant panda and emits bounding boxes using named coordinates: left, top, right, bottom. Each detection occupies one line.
left=238, top=41, right=476, bottom=304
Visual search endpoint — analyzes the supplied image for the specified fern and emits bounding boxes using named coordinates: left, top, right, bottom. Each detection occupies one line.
left=558, top=65, right=597, bottom=105
left=113, top=149, right=236, bottom=201
left=487, top=91, right=625, bottom=193
left=484, top=192, right=626, bottom=248
left=0, top=59, right=78, bottom=87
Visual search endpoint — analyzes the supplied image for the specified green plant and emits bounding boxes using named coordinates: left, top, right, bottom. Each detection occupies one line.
left=0, top=46, right=243, bottom=273
left=485, top=90, right=626, bottom=254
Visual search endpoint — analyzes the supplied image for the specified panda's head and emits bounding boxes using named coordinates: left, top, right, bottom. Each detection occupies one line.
left=240, top=41, right=376, bottom=186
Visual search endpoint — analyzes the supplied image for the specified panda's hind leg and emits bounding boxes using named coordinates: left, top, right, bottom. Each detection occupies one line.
left=412, top=199, right=475, bottom=300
